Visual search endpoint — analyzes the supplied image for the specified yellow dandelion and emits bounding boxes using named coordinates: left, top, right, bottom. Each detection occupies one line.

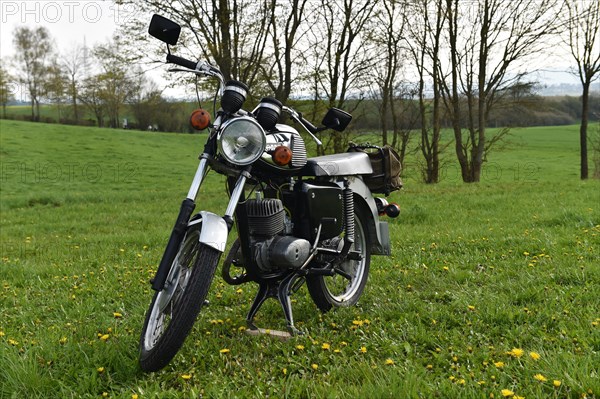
left=360, top=346, right=367, bottom=353
left=443, top=266, right=449, bottom=271
left=132, top=395, right=139, bottom=399
left=458, top=379, right=466, bottom=385
left=501, top=389, right=514, bottom=397
left=219, top=348, right=230, bottom=354
left=352, top=320, right=364, bottom=326
left=534, top=374, right=547, bottom=382
left=311, top=363, right=318, bottom=370
left=0, top=331, right=4, bottom=337
left=282, top=368, right=287, bottom=375
left=321, top=343, right=330, bottom=350
left=494, top=361, right=505, bottom=368
left=59, top=337, right=68, bottom=345
left=529, top=351, right=541, bottom=360
left=385, top=358, right=395, bottom=366
left=8, top=339, right=19, bottom=346
left=113, top=312, right=123, bottom=319
left=334, top=349, right=341, bottom=353
left=296, top=345, right=305, bottom=350
left=468, top=305, right=476, bottom=311
left=426, top=364, right=433, bottom=370
left=100, top=334, right=110, bottom=341
left=97, top=367, right=105, bottom=373
left=236, top=288, right=243, bottom=294
left=553, top=380, right=561, bottom=388
left=515, top=396, right=525, bottom=399
left=507, top=348, right=524, bottom=358
left=181, top=374, right=192, bottom=380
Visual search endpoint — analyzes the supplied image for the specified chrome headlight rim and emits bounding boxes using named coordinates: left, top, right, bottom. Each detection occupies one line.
left=218, top=116, right=267, bottom=166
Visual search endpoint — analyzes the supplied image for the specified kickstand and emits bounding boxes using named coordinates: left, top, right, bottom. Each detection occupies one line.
left=246, top=274, right=303, bottom=336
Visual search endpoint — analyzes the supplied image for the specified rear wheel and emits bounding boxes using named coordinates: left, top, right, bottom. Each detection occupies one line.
left=307, top=209, right=371, bottom=312
left=139, top=225, right=220, bottom=372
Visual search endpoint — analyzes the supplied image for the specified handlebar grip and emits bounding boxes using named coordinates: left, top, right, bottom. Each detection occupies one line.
left=166, top=54, right=198, bottom=70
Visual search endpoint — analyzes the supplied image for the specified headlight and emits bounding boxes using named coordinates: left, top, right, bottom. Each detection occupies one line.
left=218, top=116, right=266, bottom=165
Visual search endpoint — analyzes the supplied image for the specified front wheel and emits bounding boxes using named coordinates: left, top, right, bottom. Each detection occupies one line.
left=139, top=225, right=220, bottom=372
left=307, top=209, right=371, bottom=312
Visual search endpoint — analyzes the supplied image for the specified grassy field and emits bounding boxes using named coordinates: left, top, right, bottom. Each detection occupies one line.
left=0, top=119, right=598, bottom=398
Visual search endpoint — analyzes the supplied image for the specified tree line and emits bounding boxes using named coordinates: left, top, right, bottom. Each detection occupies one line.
left=1, top=0, right=599, bottom=182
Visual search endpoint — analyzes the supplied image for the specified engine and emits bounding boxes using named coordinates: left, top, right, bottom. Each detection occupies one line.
left=245, top=198, right=311, bottom=272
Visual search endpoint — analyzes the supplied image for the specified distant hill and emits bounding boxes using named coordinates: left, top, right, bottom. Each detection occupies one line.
left=538, top=82, right=600, bottom=96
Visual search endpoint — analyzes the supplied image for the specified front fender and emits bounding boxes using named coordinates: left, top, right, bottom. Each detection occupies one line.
left=188, top=211, right=228, bottom=253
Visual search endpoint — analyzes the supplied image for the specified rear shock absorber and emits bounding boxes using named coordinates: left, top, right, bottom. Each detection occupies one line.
left=343, top=179, right=354, bottom=244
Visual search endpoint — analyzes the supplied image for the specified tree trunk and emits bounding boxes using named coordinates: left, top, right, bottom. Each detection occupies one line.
left=580, top=81, right=590, bottom=179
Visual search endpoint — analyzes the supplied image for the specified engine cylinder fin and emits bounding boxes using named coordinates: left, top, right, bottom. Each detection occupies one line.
left=246, top=198, right=285, bottom=237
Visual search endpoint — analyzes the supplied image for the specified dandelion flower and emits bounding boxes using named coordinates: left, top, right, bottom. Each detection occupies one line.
left=553, top=380, right=561, bottom=388
left=529, top=351, right=541, bottom=360
left=385, top=358, right=395, bottom=366
left=507, top=348, right=524, bottom=358
left=113, top=312, right=123, bottom=319
left=360, top=346, right=367, bottom=353
left=501, top=389, right=514, bottom=397
left=534, top=374, right=547, bottom=382
left=97, top=367, right=105, bottom=373
left=468, top=305, right=476, bottom=311
left=311, top=363, right=318, bottom=370
left=219, top=348, right=230, bottom=354
left=132, top=395, right=139, bottom=399
left=181, top=374, right=192, bottom=380
left=494, top=361, right=505, bottom=368
left=296, top=345, right=305, bottom=350
left=321, top=343, right=330, bottom=350
left=282, top=368, right=287, bottom=375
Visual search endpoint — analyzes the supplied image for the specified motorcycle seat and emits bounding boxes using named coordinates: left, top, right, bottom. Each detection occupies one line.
left=301, top=152, right=373, bottom=176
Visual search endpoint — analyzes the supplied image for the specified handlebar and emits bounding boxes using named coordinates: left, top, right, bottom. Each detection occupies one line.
left=282, top=106, right=323, bottom=147
left=166, top=54, right=198, bottom=70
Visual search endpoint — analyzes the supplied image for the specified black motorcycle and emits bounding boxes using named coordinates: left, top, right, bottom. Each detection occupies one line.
left=139, top=14, right=402, bottom=372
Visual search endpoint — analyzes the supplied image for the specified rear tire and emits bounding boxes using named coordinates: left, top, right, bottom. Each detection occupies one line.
left=307, top=209, right=371, bottom=312
left=139, top=226, right=220, bottom=372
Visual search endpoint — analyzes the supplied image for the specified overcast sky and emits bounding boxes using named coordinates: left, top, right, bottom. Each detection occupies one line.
left=0, top=0, right=584, bottom=100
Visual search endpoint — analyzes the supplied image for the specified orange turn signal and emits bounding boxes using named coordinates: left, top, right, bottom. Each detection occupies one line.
left=190, top=108, right=211, bottom=130
left=272, top=146, right=293, bottom=166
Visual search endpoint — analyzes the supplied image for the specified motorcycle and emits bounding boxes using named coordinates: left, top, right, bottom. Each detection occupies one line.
left=139, top=14, right=402, bottom=372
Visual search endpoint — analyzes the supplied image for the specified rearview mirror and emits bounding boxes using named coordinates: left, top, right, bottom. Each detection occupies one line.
left=148, top=14, right=181, bottom=46
left=322, top=108, right=352, bottom=132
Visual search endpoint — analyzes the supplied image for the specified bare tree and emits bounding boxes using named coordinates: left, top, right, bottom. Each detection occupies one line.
left=563, top=0, right=600, bottom=180
left=0, top=65, right=13, bottom=118
left=263, top=0, right=309, bottom=103
left=44, top=59, right=68, bottom=122
left=120, top=0, right=271, bottom=93
left=62, top=45, right=85, bottom=122
left=309, top=0, right=377, bottom=153
left=405, top=0, right=446, bottom=183
left=371, top=1, right=406, bottom=147
left=13, top=26, right=55, bottom=121
left=441, top=0, right=560, bottom=182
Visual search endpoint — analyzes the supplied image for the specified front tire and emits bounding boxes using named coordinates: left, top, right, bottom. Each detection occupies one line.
left=307, top=209, right=371, bottom=312
left=139, top=226, right=220, bottom=372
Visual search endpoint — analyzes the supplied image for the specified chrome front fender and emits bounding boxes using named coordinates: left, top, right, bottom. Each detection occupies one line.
left=187, top=211, right=228, bottom=253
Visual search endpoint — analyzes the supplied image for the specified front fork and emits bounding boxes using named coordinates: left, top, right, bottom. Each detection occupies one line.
left=151, top=155, right=249, bottom=291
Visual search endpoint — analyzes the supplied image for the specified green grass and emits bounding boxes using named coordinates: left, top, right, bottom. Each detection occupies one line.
left=1, top=119, right=599, bottom=398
